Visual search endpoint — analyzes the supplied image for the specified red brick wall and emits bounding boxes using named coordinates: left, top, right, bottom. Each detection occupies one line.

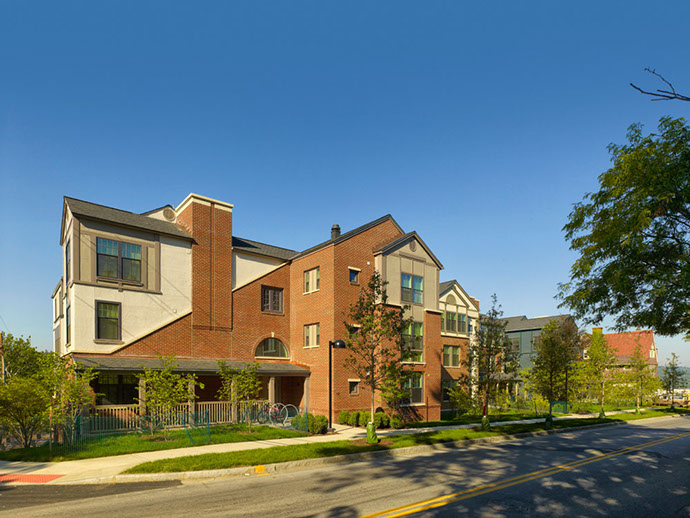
left=231, top=262, right=292, bottom=361
left=111, top=313, right=192, bottom=358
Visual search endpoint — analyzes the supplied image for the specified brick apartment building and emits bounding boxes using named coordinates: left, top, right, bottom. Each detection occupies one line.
left=52, top=193, right=479, bottom=421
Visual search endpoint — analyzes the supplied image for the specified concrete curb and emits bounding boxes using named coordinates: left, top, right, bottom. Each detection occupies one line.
left=71, top=419, right=629, bottom=485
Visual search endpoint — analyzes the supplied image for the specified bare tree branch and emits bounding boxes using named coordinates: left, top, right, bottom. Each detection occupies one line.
left=630, top=68, right=690, bottom=102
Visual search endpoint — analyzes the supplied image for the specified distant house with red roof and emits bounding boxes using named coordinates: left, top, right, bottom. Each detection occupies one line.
left=603, top=329, right=659, bottom=374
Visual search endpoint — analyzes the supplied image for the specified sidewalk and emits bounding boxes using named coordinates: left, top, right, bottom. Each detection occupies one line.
left=0, top=410, right=644, bottom=485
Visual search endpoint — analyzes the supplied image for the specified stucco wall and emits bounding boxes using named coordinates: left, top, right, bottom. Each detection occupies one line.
left=69, top=234, right=192, bottom=354
left=233, top=252, right=285, bottom=289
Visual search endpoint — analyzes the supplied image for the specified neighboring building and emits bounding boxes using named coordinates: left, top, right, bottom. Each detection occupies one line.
left=502, top=314, right=570, bottom=372
left=438, top=280, right=479, bottom=414
left=602, top=329, right=659, bottom=374
left=52, top=194, right=479, bottom=421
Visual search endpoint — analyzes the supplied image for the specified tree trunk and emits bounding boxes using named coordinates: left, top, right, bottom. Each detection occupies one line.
left=370, top=382, right=375, bottom=426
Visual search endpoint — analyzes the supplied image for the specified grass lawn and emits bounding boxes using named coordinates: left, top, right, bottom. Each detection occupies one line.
left=404, top=411, right=546, bottom=428
left=124, top=409, right=686, bottom=474
left=0, top=424, right=304, bottom=462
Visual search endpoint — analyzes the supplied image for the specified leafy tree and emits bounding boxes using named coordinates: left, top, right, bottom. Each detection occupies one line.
left=40, top=353, right=98, bottom=445
left=138, top=356, right=202, bottom=438
left=0, top=377, right=51, bottom=448
left=217, top=361, right=262, bottom=432
left=662, top=353, right=685, bottom=408
left=378, top=362, right=411, bottom=421
left=343, top=272, right=410, bottom=443
left=466, top=294, right=519, bottom=430
left=582, top=330, right=618, bottom=418
left=624, top=342, right=662, bottom=413
left=1, top=333, right=45, bottom=380
left=525, top=318, right=582, bottom=423
left=560, top=117, right=690, bottom=338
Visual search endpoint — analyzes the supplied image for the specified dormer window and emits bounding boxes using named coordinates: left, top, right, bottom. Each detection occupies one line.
left=97, top=238, right=142, bottom=282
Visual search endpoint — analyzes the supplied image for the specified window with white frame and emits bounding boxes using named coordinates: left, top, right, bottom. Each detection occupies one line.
left=303, top=267, right=320, bottom=294
left=403, top=373, right=423, bottom=404
left=304, top=323, right=320, bottom=347
left=256, top=338, right=289, bottom=358
left=443, top=345, right=461, bottom=367
left=401, top=273, right=423, bottom=304
left=402, top=322, right=424, bottom=362
left=349, top=381, right=359, bottom=394
left=442, top=308, right=470, bottom=335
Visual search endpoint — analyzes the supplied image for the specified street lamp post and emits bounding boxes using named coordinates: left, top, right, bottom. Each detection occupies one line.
left=328, top=339, right=347, bottom=432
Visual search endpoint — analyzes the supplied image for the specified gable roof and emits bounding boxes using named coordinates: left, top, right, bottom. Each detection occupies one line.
left=292, top=214, right=404, bottom=260
left=503, top=314, right=569, bottom=332
left=604, top=330, right=657, bottom=365
left=375, top=231, right=444, bottom=269
left=438, top=279, right=479, bottom=311
left=63, top=197, right=192, bottom=242
left=232, top=236, right=297, bottom=261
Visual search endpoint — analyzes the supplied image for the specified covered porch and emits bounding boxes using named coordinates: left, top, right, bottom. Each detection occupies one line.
left=75, top=355, right=311, bottom=426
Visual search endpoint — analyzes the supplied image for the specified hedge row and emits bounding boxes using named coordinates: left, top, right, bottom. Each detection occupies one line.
left=337, top=410, right=391, bottom=428
left=291, top=413, right=329, bottom=435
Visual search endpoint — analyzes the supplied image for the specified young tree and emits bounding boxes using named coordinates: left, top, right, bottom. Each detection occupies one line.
left=626, top=342, right=662, bottom=413
left=138, top=356, right=202, bottom=438
left=343, top=271, right=410, bottom=443
left=0, top=377, right=51, bottom=448
left=40, top=353, right=98, bottom=445
left=560, top=117, right=690, bottom=338
left=525, top=317, right=582, bottom=423
left=217, top=361, right=262, bottom=432
left=662, top=353, right=685, bottom=409
left=467, top=294, right=519, bottom=430
left=582, top=330, right=618, bottom=418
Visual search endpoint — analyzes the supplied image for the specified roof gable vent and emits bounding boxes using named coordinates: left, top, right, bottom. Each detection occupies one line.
left=163, top=207, right=176, bottom=222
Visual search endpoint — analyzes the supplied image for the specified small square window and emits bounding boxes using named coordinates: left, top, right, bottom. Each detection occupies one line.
left=349, top=381, right=359, bottom=394
left=349, top=269, right=359, bottom=284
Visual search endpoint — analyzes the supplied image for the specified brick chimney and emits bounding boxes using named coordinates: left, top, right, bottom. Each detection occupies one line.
left=176, top=194, right=233, bottom=357
left=331, top=224, right=341, bottom=240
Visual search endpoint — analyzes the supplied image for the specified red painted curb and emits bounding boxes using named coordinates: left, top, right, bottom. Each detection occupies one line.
left=0, top=474, right=65, bottom=483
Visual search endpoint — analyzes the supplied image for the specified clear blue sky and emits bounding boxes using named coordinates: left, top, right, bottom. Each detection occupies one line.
left=1, top=2, right=689, bottom=363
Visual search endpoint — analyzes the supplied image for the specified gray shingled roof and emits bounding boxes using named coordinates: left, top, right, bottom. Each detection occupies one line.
left=65, top=197, right=191, bottom=240
left=292, top=214, right=403, bottom=260
left=439, top=280, right=455, bottom=295
left=503, top=314, right=570, bottom=332
left=73, top=356, right=310, bottom=375
left=232, top=236, right=297, bottom=261
left=375, top=231, right=444, bottom=269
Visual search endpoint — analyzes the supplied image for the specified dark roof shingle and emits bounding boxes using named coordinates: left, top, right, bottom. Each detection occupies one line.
left=65, top=197, right=191, bottom=240
left=232, top=236, right=297, bottom=261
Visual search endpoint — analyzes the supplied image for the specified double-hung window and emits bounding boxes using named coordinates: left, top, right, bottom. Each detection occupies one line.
left=403, top=373, right=423, bottom=404
left=445, top=312, right=456, bottom=332
left=443, top=345, right=461, bottom=367
left=97, top=302, right=121, bottom=340
left=402, top=322, right=424, bottom=362
left=442, top=380, right=458, bottom=402
left=97, top=238, right=142, bottom=282
left=401, top=273, right=423, bottom=304
left=304, top=267, right=320, bottom=294
left=65, top=241, right=71, bottom=283
left=261, top=286, right=283, bottom=313
left=304, top=323, right=320, bottom=347
left=66, top=306, right=71, bottom=345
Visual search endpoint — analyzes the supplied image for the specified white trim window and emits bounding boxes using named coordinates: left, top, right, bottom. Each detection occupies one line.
left=402, top=322, right=424, bottom=363
left=304, top=267, right=320, bottom=294
left=403, top=373, right=423, bottom=404
left=443, top=345, right=461, bottom=367
left=304, top=323, right=320, bottom=347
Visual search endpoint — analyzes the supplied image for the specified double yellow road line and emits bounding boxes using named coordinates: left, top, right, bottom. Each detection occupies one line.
left=361, top=430, right=690, bottom=518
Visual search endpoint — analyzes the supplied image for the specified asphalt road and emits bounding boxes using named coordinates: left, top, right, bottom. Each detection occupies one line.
left=3, top=416, right=690, bottom=518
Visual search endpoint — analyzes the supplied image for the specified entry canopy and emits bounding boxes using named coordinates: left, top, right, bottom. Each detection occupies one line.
left=73, top=355, right=310, bottom=376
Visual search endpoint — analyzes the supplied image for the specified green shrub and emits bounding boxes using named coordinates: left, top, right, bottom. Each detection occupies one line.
left=337, top=410, right=350, bottom=425
left=348, top=411, right=360, bottom=427
left=390, top=415, right=404, bottom=429
left=360, top=411, right=371, bottom=425
left=291, top=414, right=304, bottom=430
left=374, top=412, right=390, bottom=428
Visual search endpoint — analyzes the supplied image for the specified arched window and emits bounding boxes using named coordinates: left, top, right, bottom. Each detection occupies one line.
left=256, top=338, right=289, bottom=358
